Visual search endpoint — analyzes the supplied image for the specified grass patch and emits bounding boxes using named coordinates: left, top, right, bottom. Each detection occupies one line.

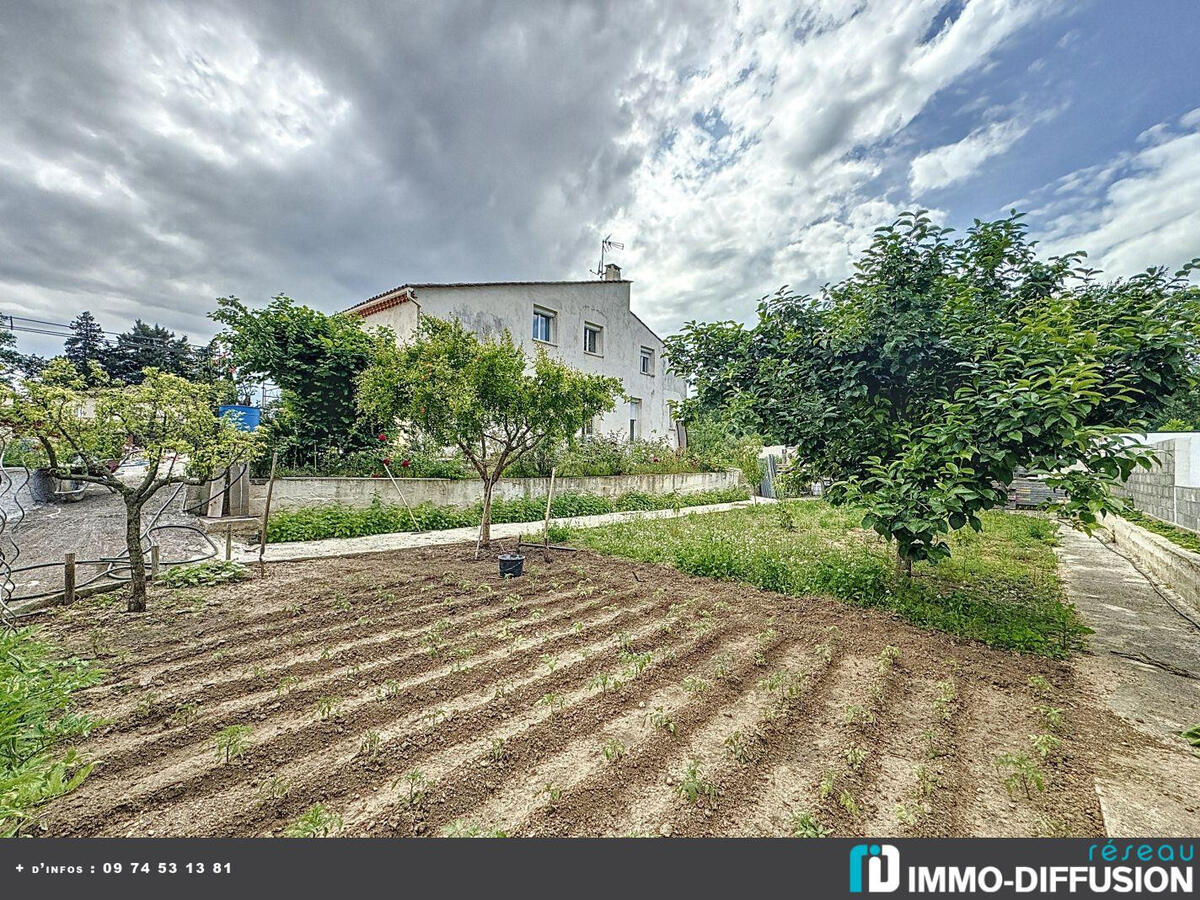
left=1, top=628, right=101, bottom=836
left=570, top=501, right=1087, bottom=658
left=1119, top=508, right=1200, bottom=554
left=266, top=487, right=750, bottom=543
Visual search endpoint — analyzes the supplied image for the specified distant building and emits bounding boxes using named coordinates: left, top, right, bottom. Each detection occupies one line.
left=344, top=265, right=688, bottom=446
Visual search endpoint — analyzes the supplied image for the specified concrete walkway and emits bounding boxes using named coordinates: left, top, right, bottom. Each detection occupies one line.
left=1055, top=526, right=1200, bottom=836
left=236, top=498, right=773, bottom=564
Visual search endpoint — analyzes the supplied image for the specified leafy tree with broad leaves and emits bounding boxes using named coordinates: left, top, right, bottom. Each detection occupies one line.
left=3, top=361, right=259, bottom=611
left=357, top=317, right=622, bottom=546
left=666, top=212, right=1200, bottom=573
left=210, top=295, right=379, bottom=453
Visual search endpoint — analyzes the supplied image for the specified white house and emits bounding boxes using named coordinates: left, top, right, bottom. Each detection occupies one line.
left=344, top=265, right=689, bottom=446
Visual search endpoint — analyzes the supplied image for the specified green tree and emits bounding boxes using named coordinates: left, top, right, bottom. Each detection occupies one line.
left=667, top=212, right=1200, bottom=571
left=4, top=361, right=259, bottom=611
left=103, top=320, right=195, bottom=384
left=357, top=317, right=621, bottom=546
left=63, top=311, right=108, bottom=383
left=210, top=295, right=378, bottom=453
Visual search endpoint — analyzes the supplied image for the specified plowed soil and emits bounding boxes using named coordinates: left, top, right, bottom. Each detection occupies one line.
left=33, top=544, right=1130, bottom=837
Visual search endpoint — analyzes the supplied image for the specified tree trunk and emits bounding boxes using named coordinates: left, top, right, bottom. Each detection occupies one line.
left=479, top=478, right=494, bottom=547
left=895, top=548, right=912, bottom=579
left=125, top=497, right=148, bottom=612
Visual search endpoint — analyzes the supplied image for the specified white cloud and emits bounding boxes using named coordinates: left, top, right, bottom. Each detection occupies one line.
left=1035, top=108, right=1200, bottom=274
left=909, top=116, right=1031, bottom=192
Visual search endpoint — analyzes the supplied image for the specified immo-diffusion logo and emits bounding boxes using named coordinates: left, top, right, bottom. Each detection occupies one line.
left=850, top=843, right=901, bottom=893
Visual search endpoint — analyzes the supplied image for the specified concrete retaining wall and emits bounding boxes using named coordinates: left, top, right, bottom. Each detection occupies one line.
left=245, top=470, right=743, bottom=516
left=1101, top=514, right=1200, bottom=618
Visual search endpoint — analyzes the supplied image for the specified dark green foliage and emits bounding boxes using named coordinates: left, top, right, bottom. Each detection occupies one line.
left=157, top=561, right=248, bottom=588
left=573, top=502, right=1088, bottom=658
left=667, top=211, right=1200, bottom=567
left=211, top=294, right=380, bottom=451
left=1, top=628, right=101, bottom=836
left=265, top=488, right=750, bottom=543
left=63, top=311, right=107, bottom=384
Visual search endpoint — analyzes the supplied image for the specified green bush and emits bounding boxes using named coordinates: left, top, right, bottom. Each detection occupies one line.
left=266, top=487, right=751, bottom=543
left=157, top=561, right=247, bottom=588
left=1, top=628, right=100, bottom=836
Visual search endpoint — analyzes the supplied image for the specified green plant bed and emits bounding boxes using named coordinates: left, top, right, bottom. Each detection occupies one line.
left=568, top=501, right=1087, bottom=659
left=1, top=628, right=100, bottom=836
left=265, top=487, right=752, bottom=544
left=1118, top=508, right=1200, bottom=554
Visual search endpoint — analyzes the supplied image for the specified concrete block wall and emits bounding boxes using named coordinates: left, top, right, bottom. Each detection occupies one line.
left=245, top=470, right=743, bottom=516
left=1121, top=436, right=1200, bottom=533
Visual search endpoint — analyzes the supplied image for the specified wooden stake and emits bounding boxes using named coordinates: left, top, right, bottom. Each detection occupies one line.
left=150, top=544, right=160, bottom=579
left=541, top=467, right=557, bottom=563
left=63, top=552, right=76, bottom=605
left=382, top=461, right=422, bottom=533
left=225, top=526, right=232, bottom=561
left=258, top=451, right=278, bottom=573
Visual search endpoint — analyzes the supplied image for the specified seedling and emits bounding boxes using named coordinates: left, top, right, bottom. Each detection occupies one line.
left=396, top=769, right=430, bottom=808
left=932, top=679, right=957, bottom=721
left=818, top=770, right=836, bottom=800
left=602, top=738, right=626, bottom=762
left=643, top=706, right=676, bottom=736
left=284, top=803, right=342, bottom=837
left=619, top=650, right=653, bottom=678
left=539, top=692, right=565, bottom=717
left=844, top=743, right=868, bottom=769
left=814, top=642, right=833, bottom=666
left=441, top=820, right=509, bottom=838
left=541, top=653, right=559, bottom=673
left=1027, top=674, right=1053, bottom=697
left=259, top=774, right=292, bottom=800
left=1029, top=732, right=1062, bottom=760
left=1037, top=704, right=1064, bottom=731
left=995, top=752, right=1046, bottom=799
left=539, top=781, right=563, bottom=808
left=877, top=645, right=901, bottom=674
left=675, top=759, right=716, bottom=805
left=789, top=811, right=829, bottom=837
left=838, top=788, right=860, bottom=817
left=379, top=679, right=402, bottom=701
left=914, top=764, right=936, bottom=797
left=170, top=701, right=201, bottom=727
left=490, top=737, right=507, bottom=762
left=723, top=730, right=756, bottom=764
left=215, top=724, right=252, bottom=764
left=589, top=672, right=617, bottom=692
left=894, top=803, right=919, bottom=826
left=358, top=730, right=383, bottom=760
left=276, top=675, right=300, bottom=696
left=682, top=676, right=709, bottom=694
left=712, top=653, right=734, bottom=680
left=844, top=703, right=874, bottom=726
left=316, top=695, right=342, bottom=720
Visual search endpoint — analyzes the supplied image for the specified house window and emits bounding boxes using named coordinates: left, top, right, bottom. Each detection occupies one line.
left=628, top=398, right=642, bottom=441
left=581, top=417, right=596, bottom=440
left=640, top=346, right=655, bottom=375
left=532, top=307, right=556, bottom=343
left=583, top=323, right=603, bottom=355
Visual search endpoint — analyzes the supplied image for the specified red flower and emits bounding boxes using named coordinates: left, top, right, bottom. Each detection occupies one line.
left=383, top=457, right=392, bottom=466
left=378, top=433, right=388, bottom=442
left=401, top=459, right=411, bottom=468
left=652, top=456, right=660, bottom=463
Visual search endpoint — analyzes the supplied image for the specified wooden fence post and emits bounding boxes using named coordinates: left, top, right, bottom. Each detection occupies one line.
left=541, top=468, right=558, bottom=563
left=151, top=545, right=160, bottom=579
left=63, top=552, right=76, bottom=605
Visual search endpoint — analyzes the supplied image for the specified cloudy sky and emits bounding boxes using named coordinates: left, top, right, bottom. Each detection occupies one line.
left=2, top=0, right=1198, bottom=357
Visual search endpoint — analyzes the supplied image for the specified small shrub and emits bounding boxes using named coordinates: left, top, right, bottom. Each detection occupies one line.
left=158, top=561, right=247, bottom=588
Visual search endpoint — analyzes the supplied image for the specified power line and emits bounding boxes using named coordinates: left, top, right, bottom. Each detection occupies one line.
left=0, top=313, right=211, bottom=351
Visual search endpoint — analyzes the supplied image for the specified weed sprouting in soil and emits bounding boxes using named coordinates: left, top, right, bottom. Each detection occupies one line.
left=284, top=803, right=342, bottom=837
left=602, top=738, right=626, bottom=763
left=995, top=752, right=1047, bottom=799
left=214, top=725, right=251, bottom=764
left=675, top=760, right=716, bottom=805
left=789, top=811, right=830, bottom=837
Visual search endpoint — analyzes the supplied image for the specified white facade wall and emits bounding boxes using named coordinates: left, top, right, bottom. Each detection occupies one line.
left=352, top=281, right=687, bottom=445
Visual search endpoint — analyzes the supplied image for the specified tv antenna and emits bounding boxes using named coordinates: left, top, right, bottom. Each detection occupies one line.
left=592, top=234, right=624, bottom=277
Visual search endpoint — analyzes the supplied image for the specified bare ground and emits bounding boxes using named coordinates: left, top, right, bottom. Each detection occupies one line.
left=29, top=543, right=1136, bottom=837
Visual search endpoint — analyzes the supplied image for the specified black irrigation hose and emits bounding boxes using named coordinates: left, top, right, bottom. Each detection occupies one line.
left=0, top=462, right=253, bottom=624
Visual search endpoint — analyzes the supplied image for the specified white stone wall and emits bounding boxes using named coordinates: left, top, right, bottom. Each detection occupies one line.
left=249, top=470, right=742, bottom=516
left=355, top=281, right=688, bottom=445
